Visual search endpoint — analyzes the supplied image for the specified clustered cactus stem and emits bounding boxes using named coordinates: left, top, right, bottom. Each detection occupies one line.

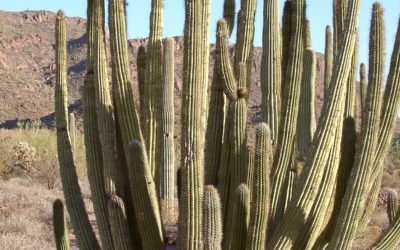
left=53, top=0, right=400, bottom=249
left=53, top=199, right=70, bottom=250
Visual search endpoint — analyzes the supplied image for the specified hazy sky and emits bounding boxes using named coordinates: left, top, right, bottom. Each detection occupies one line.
left=1, top=0, right=400, bottom=76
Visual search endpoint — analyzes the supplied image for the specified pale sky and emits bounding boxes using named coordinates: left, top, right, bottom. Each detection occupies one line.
left=1, top=0, right=400, bottom=76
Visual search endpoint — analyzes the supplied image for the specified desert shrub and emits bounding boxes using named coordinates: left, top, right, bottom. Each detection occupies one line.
left=0, top=120, right=87, bottom=188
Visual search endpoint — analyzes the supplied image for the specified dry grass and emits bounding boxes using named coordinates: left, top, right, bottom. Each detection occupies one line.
left=0, top=177, right=96, bottom=250
left=0, top=124, right=87, bottom=188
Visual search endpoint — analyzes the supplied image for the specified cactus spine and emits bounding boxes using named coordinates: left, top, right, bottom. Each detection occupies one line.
left=55, top=10, right=100, bottom=250
left=177, top=0, right=211, bottom=248
left=388, top=189, right=399, bottom=225
left=203, top=186, right=223, bottom=250
left=261, top=0, right=281, bottom=141
left=161, top=37, right=176, bottom=226
left=53, top=199, right=70, bottom=250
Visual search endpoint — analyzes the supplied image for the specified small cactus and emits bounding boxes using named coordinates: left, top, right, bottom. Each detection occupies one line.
left=53, top=199, right=70, bottom=250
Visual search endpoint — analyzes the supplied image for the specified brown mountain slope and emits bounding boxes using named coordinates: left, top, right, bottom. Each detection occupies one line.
left=0, top=10, right=326, bottom=127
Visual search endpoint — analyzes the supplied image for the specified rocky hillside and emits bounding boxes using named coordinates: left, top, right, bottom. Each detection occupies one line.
left=0, top=10, right=398, bottom=136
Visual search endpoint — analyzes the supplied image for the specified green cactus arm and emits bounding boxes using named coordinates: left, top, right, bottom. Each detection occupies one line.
left=217, top=19, right=238, bottom=101
left=108, top=0, right=148, bottom=158
left=225, top=184, right=250, bottom=250
left=261, top=0, right=282, bottom=141
left=246, top=123, right=271, bottom=250
left=53, top=199, right=70, bottom=250
left=297, top=48, right=316, bottom=158
left=223, top=0, right=235, bottom=37
left=137, top=46, right=147, bottom=119
left=234, top=0, right=256, bottom=90
left=324, top=25, right=333, bottom=95
left=371, top=214, right=400, bottom=250
left=177, top=0, right=211, bottom=248
left=160, top=37, right=177, bottom=226
left=280, top=0, right=292, bottom=100
left=143, top=0, right=164, bottom=183
left=357, top=171, right=382, bottom=233
left=344, top=37, right=358, bottom=119
left=246, top=145, right=255, bottom=194
left=305, top=20, right=311, bottom=48
left=368, top=17, right=400, bottom=187
left=388, top=189, right=399, bottom=225
left=333, top=0, right=348, bottom=59
left=267, top=0, right=361, bottom=247
left=127, top=141, right=164, bottom=249
left=203, top=186, right=223, bottom=250
left=107, top=195, right=134, bottom=249
left=327, top=3, right=385, bottom=248
left=55, top=10, right=100, bottom=250
left=205, top=40, right=226, bottom=185
left=269, top=0, right=306, bottom=232
left=359, top=63, right=367, bottom=115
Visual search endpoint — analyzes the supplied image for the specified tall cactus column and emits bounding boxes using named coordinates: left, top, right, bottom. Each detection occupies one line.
left=261, top=0, right=282, bottom=142
left=160, top=37, right=177, bottom=226
left=143, top=0, right=164, bottom=183
left=55, top=10, right=100, bottom=250
left=177, top=0, right=211, bottom=248
left=328, top=3, right=385, bottom=248
left=269, top=0, right=306, bottom=232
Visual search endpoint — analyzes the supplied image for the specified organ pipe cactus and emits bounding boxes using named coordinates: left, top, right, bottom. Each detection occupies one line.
left=68, top=113, right=76, bottom=153
left=53, top=0, right=400, bottom=249
left=55, top=10, right=100, bottom=250
left=160, top=37, right=176, bottom=226
left=388, top=189, right=399, bottom=225
left=177, top=0, right=211, bottom=248
left=324, top=25, right=333, bottom=95
left=202, top=186, right=223, bottom=250
left=53, top=199, right=70, bottom=250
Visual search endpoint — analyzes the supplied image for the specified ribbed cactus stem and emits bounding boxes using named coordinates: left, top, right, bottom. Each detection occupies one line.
left=297, top=48, right=316, bottom=158
left=68, top=113, right=76, bottom=153
left=324, top=25, right=333, bottom=95
left=108, top=0, right=148, bottom=159
left=388, top=189, right=399, bottom=225
left=137, top=46, right=147, bottom=119
left=177, top=0, right=211, bottom=248
left=226, top=184, right=250, bottom=250
left=53, top=199, right=70, bottom=250
left=344, top=37, right=358, bottom=119
left=305, top=20, right=312, bottom=48
left=88, top=1, right=121, bottom=248
left=368, top=18, right=400, bottom=186
left=55, top=10, right=100, bottom=250
left=280, top=0, right=292, bottom=99
left=246, top=123, right=271, bottom=250
left=267, top=0, right=361, bottom=248
left=161, top=37, right=177, bottom=226
left=143, top=0, right=164, bottom=183
left=246, top=145, right=255, bottom=193
left=127, top=140, right=163, bottom=249
left=359, top=63, right=367, bottom=115
left=371, top=214, right=400, bottom=250
left=107, top=195, right=133, bottom=249
left=333, top=0, right=348, bottom=59
left=223, top=0, right=235, bottom=37
left=269, top=0, right=306, bottom=232
left=328, top=3, right=385, bottom=248
left=261, top=0, right=282, bottom=142
left=205, top=22, right=226, bottom=185
left=203, top=186, right=223, bottom=250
